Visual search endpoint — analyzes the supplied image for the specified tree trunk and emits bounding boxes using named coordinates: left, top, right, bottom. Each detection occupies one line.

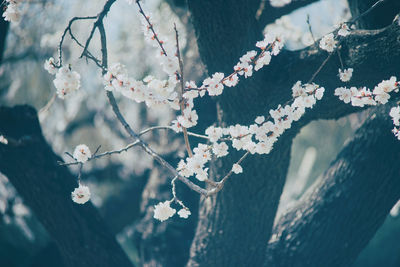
left=0, top=105, right=133, bottom=267
left=265, top=105, right=400, bottom=266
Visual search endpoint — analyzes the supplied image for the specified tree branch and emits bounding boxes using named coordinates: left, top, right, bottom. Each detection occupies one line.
left=265, top=105, right=400, bottom=267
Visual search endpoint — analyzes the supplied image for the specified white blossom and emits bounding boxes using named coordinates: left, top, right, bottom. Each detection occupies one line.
left=44, top=57, right=57, bottom=75
left=53, top=66, right=81, bottom=99
left=212, top=142, right=229, bottom=158
left=223, top=74, right=239, bottom=87
left=205, top=126, right=223, bottom=142
left=338, top=23, right=350, bottom=37
left=153, top=201, right=176, bottom=221
left=0, top=135, right=8, bottom=145
left=178, top=208, right=191, bottom=219
left=73, top=144, right=91, bottom=163
left=389, top=106, right=400, bottom=126
left=71, top=184, right=91, bottom=204
left=319, top=33, right=337, bottom=53
left=3, top=3, right=21, bottom=23
left=232, top=163, right=243, bottom=174
left=339, top=68, right=353, bottom=82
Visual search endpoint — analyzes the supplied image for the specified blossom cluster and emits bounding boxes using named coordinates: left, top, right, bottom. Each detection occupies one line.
left=319, top=23, right=350, bottom=53
left=175, top=81, right=325, bottom=187
left=335, top=76, right=400, bottom=139
left=103, top=63, right=180, bottom=110
left=153, top=200, right=191, bottom=221
left=335, top=76, right=398, bottom=107
left=2, top=0, right=22, bottom=23
left=44, top=58, right=81, bottom=99
left=169, top=34, right=283, bottom=132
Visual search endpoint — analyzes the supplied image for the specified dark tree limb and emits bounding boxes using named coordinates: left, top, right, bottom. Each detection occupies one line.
left=0, top=105, right=134, bottom=267
left=265, top=105, right=400, bottom=266
left=348, top=0, right=400, bottom=30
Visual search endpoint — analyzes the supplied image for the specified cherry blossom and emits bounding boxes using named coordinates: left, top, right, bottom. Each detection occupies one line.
left=71, top=184, right=91, bottom=204
left=153, top=201, right=176, bottom=221
left=73, top=144, right=92, bottom=163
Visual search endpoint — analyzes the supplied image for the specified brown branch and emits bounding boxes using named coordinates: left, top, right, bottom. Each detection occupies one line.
left=0, top=105, right=134, bottom=267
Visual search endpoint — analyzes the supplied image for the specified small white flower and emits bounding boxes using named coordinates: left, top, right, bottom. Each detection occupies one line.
left=3, top=3, right=21, bottom=23
left=335, top=87, right=352, bottom=103
left=0, top=135, right=8, bottom=145
left=178, top=208, right=191, bottom=219
left=319, top=33, right=337, bottom=53
left=339, top=68, right=353, bottom=82
left=73, top=144, right=91, bottom=163
left=223, top=74, right=239, bottom=87
left=154, top=201, right=176, bottom=221
left=232, top=163, right=243, bottom=174
left=71, top=184, right=91, bottom=204
left=44, top=57, right=57, bottom=75
left=53, top=66, right=81, bottom=99
left=389, top=106, right=400, bottom=126
left=255, top=116, right=265, bottom=124
left=205, top=126, right=223, bottom=142
left=338, top=23, right=350, bottom=37
left=212, top=142, right=229, bottom=158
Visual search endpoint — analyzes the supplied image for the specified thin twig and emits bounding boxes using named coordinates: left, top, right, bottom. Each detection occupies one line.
left=174, top=24, right=193, bottom=157
left=60, top=141, right=141, bottom=166
left=349, top=0, right=386, bottom=26
left=58, top=16, right=97, bottom=67
left=306, top=14, right=316, bottom=43
left=135, top=0, right=168, bottom=56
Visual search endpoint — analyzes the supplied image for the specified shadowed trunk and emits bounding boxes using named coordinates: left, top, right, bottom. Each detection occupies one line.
left=265, top=105, right=400, bottom=266
left=0, top=105, right=134, bottom=267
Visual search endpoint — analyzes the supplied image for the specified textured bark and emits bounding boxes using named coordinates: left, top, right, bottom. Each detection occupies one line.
left=0, top=105, right=133, bottom=267
left=187, top=1, right=297, bottom=266
left=186, top=0, right=400, bottom=266
left=348, top=0, right=400, bottom=30
left=265, top=105, right=400, bottom=267
left=133, top=163, right=199, bottom=267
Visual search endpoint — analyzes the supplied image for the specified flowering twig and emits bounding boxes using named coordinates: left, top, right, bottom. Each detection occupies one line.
left=60, top=140, right=141, bottom=166
left=135, top=0, right=168, bottom=56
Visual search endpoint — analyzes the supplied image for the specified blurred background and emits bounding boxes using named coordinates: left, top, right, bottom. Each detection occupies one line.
left=0, top=0, right=399, bottom=266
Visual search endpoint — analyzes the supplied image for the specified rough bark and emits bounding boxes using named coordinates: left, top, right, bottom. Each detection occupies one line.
left=0, top=105, right=133, bottom=267
left=133, top=162, right=199, bottom=267
left=186, top=1, right=297, bottom=266
left=348, top=0, right=400, bottom=30
left=265, top=105, right=400, bottom=267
